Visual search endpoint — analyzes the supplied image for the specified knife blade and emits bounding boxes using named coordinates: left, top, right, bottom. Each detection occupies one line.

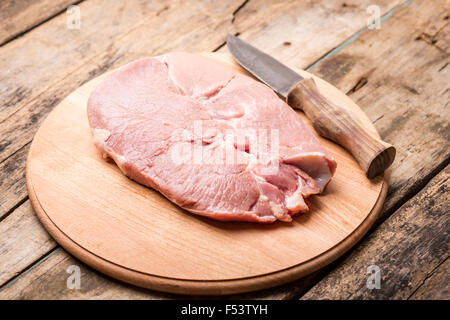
left=226, top=34, right=395, bottom=178
left=226, top=34, right=303, bottom=97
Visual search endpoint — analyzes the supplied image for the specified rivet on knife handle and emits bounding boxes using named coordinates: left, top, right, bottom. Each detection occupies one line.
left=287, top=78, right=396, bottom=179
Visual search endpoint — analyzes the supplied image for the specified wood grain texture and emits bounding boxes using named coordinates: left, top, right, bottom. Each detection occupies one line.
left=0, top=201, right=56, bottom=287
left=0, top=0, right=246, bottom=221
left=0, top=198, right=317, bottom=299
left=301, top=165, right=449, bottom=300
left=409, top=258, right=449, bottom=300
left=0, top=0, right=446, bottom=299
left=310, top=0, right=450, bottom=219
left=0, top=249, right=168, bottom=300
left=0, top=0, right=402, bottom=226
left=0, top=1, right=405, bottom=294
left=25, top=52, right=386, bottom=295
left=0, top=0, right=402, bottom=162
left=296, top=0, right=450, bottom=299
left=226, top=0, right=404, bottom=70
left=0, top=0, right=246, bottom=163
left=0, top=1, right=405, bottom=298
left=0, top=0, right=78, bottom=45
left=0, top=244, right=316, bottom=299
left=0, top=145, right=29, bottom=219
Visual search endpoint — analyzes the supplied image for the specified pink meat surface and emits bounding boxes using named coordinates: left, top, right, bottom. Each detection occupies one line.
left=87, top=52, right=336, bottom=223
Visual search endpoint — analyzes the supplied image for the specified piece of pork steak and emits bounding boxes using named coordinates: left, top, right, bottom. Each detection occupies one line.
left=87, top=52, right=336, bottom=223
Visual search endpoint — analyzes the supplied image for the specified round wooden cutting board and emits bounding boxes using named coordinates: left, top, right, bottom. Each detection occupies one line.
left=26, top=52, right=387, bottom=295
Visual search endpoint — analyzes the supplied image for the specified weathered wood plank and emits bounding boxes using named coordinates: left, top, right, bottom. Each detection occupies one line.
left=0, top=0, right=248, bottom=220
left=0, top=0, right=403, bottom=163
left=0, top=144, right=29, bottom=219
left=0, top=0, right=403, bottom=229
left=0, top=198, right=312, bottom=299
left=0, top=249, right=171, bottom=300
left=297, top=0, right=449, bottom=299
left=0, top=0, right=407, bottom=299
left=2, top=0, right=446, bottom=297
left=0, top=0, right=79, bottom=46
left=0, top=0, right=246, bottom=296
left=3, top=161, right=447, bottom=300
left=301, top=165, right=449, bottom=299
left=0, top=197, right=318, bottom=299
left=409, top=258, right=449, bottom=300
left=311, top=0, right=450, bottom=220
left=227, top=0, right=404, bottom=70
left=0, top=0, right=247, bottom=164
left=0, top=201, right=55, bottom=287
left=238, top=0, right=449, bottom=299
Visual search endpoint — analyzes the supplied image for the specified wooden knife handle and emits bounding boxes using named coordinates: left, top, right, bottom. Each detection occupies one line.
left=287, top=77, right=395, bottom=179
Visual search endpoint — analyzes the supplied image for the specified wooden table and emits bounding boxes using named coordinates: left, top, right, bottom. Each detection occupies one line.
left=0, top=0, right=448, bottom=300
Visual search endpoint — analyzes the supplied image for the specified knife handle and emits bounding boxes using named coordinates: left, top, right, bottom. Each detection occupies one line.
left=287, top=77, right=395, bottom=179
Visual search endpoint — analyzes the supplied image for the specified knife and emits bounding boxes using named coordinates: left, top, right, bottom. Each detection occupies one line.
left=226, top=34, right=395, bottom=179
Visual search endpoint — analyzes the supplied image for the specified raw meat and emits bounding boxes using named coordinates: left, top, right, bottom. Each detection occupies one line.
left=87, top=52, right=336, bottom=223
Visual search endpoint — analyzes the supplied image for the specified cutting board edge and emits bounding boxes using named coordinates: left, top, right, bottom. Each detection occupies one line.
left=25, top=52, right=389, bottom=295
left=26, top=149, right=388, bottom=295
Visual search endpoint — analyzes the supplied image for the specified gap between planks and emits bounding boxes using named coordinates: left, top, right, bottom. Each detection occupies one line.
left=292, top=156, right=449, bottom=300
left=0, top=0, right=84, bottom=48
left=0, top=0, right=422, bottom=293
left=406, top=256, right=449, bottom=300
left=0, top=246, right=61, bottom=291
left=305, top=0, right=413, bottom=72
left=1, top=0, right=445, bottom=298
